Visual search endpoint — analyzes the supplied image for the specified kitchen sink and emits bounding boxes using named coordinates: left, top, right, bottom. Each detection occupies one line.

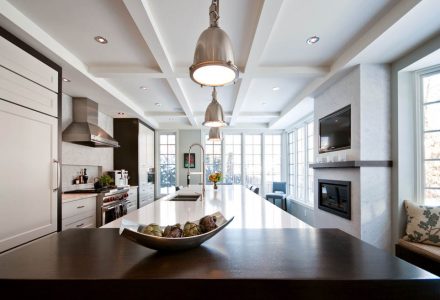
left=169, top=195, right=201, bottom=201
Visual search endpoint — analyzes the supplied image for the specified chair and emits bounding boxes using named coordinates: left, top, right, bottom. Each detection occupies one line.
left=265, top=182, right=287, bottom=210
left=251, top=186, right=259, bottom=195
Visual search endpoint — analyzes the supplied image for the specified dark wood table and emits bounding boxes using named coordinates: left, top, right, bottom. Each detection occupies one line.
left=0, top=228, right=438, bottom=299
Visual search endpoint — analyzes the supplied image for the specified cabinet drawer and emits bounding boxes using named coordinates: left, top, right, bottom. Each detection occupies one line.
left=0, top=36, right=58, bottom=92
left=0, top=66, right=58, bottom=117
left=63, top=197, right=96, bottom=220
left=62, top=215, right=96, bottom=230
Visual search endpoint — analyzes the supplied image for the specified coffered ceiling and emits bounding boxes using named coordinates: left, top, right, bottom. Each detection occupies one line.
left=1, top=0, right=439, bottom=129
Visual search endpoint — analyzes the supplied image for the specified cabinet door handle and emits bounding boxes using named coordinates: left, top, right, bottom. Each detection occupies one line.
left=76, top=223, right=84, bottom=228
left=53, top=159, right=60, bottom=191
left=76, top=205, right=85, bottom=209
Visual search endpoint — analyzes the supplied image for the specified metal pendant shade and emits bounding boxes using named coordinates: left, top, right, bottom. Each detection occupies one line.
left=203, top=87, right=227, bottom=127
left=189, top=0, right=239, bottom=87
left=208, top=127, right=222, bottom=141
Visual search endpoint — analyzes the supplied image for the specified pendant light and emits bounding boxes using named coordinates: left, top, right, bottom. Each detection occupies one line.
left=208, top=127, right=222, bottom=142
left=203, top=87, right=227, bottom=127
left=189, top=0, right=239, bottom=87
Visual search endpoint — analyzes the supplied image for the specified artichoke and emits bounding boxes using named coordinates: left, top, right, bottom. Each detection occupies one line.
left=199, top=215, right=217, bottom=233
left=163, top=224, right=183, bottom=238
left=140, top=223, right=162, bottom=237
left=183, top=222, right=202, bottom=237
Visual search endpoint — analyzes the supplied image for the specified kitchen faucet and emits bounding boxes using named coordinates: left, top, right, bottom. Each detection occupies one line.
left=186, top=143, right=205, bottom=195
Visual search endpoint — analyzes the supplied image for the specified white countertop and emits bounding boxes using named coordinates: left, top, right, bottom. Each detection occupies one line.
left=62, top=193, right=98, bottom=203
left=102, top=185, right=311, bottom=229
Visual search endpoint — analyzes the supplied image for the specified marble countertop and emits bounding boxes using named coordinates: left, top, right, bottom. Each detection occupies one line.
left=61, top=193, right=98, bottom=203
left=102, top=185, right=310, bottom=229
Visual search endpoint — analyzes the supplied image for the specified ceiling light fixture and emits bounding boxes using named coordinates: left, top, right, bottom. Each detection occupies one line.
left=154, top=102, right=161, bottom=107
left=117, top=112, right=126, bottom=116
left=189, top=0, right=239, bottom=87
left=62, top=77, right=71, bottom=82
left=272, top=87, right=280, bottom=91
left=208, top=127, right=222, bottom=142
left=306, top=35, right=320, bottom=45
left=140, top=86, right=148, bottom=90
left=94, top=36, right=108, bottom=44
left=203, top=87, right=227, bottom=127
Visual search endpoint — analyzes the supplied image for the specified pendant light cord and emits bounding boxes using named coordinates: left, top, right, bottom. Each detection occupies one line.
left=209, top=0, right=220, bottom=27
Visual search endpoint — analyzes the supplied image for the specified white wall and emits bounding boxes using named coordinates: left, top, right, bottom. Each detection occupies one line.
left=61, top=94, right=114, bottom=172
left=313, top=65, right=392, bottom=251
left=178, top=130, right=202, bottom=187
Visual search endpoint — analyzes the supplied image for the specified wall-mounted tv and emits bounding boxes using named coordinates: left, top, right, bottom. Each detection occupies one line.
left=319, top=105, right=351, bottom=153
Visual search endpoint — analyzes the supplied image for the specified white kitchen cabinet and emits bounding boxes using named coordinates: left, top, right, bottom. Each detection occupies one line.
left=0, top=100, right=58, bottom=252
left=146, top=127, right=155, bottom=169
left=0, top=66, right=58, bottom=117
left=0, top=36, right=58, bottom=93
left=139, top=183, right=154, bottom=208
left=128, top=186, right=138, bottom=212
left=62, top=196, right=96, bottom=230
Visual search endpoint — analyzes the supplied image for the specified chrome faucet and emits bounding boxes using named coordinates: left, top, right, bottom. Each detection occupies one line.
left=186, top=143, right=205, bottom=195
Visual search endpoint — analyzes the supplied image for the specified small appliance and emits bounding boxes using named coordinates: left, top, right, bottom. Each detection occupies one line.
left=108, top=170, right=129, bottom=188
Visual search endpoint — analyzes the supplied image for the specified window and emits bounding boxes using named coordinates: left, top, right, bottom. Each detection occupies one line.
left=224, top=134, right=241, bottom=184
left=264, top=135, right=281, bottom=193
left=288, top=132, right=295, bottom=194
left=205, top=134, right=222, bottom=183
left=419, top=69, right=440, bottom=205
left=287, top=119, right=314, bottom=206
left=307, top=122, right=314, bottom=203
left=244, top=135, right=262, bottom=187
left=159, top=133, right=176, bottom=194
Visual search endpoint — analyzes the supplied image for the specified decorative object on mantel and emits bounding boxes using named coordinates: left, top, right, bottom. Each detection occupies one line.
left=120, top=211, right=234, bottom=251
left=203, top=87, right=227, bottom=127
left=183, top=153, right=196, bottom=168
left=208, top=127, right=222, bottom=141
left=189, top=0, right=239, bottom=87
left=309, top=160, right=393, bottom=169
left=208, top=172, right=223, bottom=189
left=403, top=200, right=440, bottom=247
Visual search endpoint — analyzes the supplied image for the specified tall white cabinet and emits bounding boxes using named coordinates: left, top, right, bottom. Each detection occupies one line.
left=0, top=32, right=60, bottom=252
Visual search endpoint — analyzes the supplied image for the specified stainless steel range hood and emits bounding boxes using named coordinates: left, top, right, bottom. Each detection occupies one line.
left=62, top=98, right=119, bottom=148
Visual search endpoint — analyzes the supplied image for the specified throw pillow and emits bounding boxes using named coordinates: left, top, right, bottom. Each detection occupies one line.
left=404, top=200, right=440, bottom=246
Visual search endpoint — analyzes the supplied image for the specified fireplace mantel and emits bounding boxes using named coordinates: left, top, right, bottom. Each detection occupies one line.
left=309, top=160, right=392, bottom=169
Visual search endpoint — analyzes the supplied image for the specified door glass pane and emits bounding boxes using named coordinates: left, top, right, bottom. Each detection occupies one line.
left=425, top=160, right=440, bottom=188
left=424, top=132, right=440, bottom=159
left=423, top=72, right=440, bottom=103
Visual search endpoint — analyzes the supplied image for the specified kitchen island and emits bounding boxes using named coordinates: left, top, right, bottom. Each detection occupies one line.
left=0, top=185, right=438, bottom=299
left=102, top=185, right=310, bottom=229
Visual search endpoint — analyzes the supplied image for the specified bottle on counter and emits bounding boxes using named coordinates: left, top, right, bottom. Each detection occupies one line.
left=79, top=169, right=83, bottom=184
left=83, top=168, right=88, bottom=184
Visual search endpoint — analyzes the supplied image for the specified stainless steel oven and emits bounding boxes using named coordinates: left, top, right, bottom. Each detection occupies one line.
left=97, top=188, right=129, bottom=226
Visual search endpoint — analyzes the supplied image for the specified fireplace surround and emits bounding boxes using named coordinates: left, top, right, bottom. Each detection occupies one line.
left=318, top=179, right=351, bottom=220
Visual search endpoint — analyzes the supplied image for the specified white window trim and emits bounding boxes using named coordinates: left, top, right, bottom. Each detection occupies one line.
left=414, top=65, right=440, bottom=204
left=285, top=114, right=314, bottom=208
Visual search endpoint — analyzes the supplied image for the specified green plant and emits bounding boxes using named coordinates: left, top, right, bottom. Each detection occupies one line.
left=99, top=174, right=113, bottom=186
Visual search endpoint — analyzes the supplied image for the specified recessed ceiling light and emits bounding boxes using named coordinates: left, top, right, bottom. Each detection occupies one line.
left=306, top=35, right=320, bottom=45
left=140, top=86, right=148, bottom=90
left=117, top=112, right=126, bottom=116
left=261, top=102, right=267, bottom=106
left=169, top=117, right=175, bottom=121
left=272, top=87, right=280, bottom=91
left=94, top=36, right=108, bottom=44
left=62, top=77, right=71, bottom=82
left=154, top=102, right=161, bottom=107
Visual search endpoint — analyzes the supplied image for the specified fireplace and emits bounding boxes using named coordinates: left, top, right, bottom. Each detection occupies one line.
left=318, top=179, right=351, bottom=220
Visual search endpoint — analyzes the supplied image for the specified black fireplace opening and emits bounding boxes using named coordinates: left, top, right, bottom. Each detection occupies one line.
left=318, top=179, right=351, bottom=220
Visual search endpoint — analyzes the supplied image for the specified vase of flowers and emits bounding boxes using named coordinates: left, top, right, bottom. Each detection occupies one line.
left=208, top=172, right=222, bottom=190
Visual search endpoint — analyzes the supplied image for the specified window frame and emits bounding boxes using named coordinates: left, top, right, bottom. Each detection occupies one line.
left=286, top=116, right=314, bottom=208
left=415, top=65, right=440, bottom=205
left=157, top=132, right=177, bottom=196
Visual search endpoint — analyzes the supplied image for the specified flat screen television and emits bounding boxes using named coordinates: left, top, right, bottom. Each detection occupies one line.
left=319, top=105, right=351, bottom=153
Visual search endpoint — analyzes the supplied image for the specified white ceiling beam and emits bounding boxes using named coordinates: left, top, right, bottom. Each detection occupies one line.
left=249, top=66, right=329, bottom=78
left=122, top=0, right=197, bottom=126
left=239, top=111, right=280, bottom=118
left=229, top=0, right=285, bottom=126
left=269, top=0, right=422, bottom=129
left=0, top=0, right=159, bottom=128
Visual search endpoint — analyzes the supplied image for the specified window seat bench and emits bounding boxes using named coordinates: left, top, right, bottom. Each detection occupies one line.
left=396, top=239, right=440, bottom=276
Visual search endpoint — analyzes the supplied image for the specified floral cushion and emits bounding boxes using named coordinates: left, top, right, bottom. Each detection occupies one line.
left=404, top=200, right=440, bottom=246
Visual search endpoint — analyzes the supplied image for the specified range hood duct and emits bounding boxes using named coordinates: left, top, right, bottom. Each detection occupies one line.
left=62, top=98, right=119, bottom=148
